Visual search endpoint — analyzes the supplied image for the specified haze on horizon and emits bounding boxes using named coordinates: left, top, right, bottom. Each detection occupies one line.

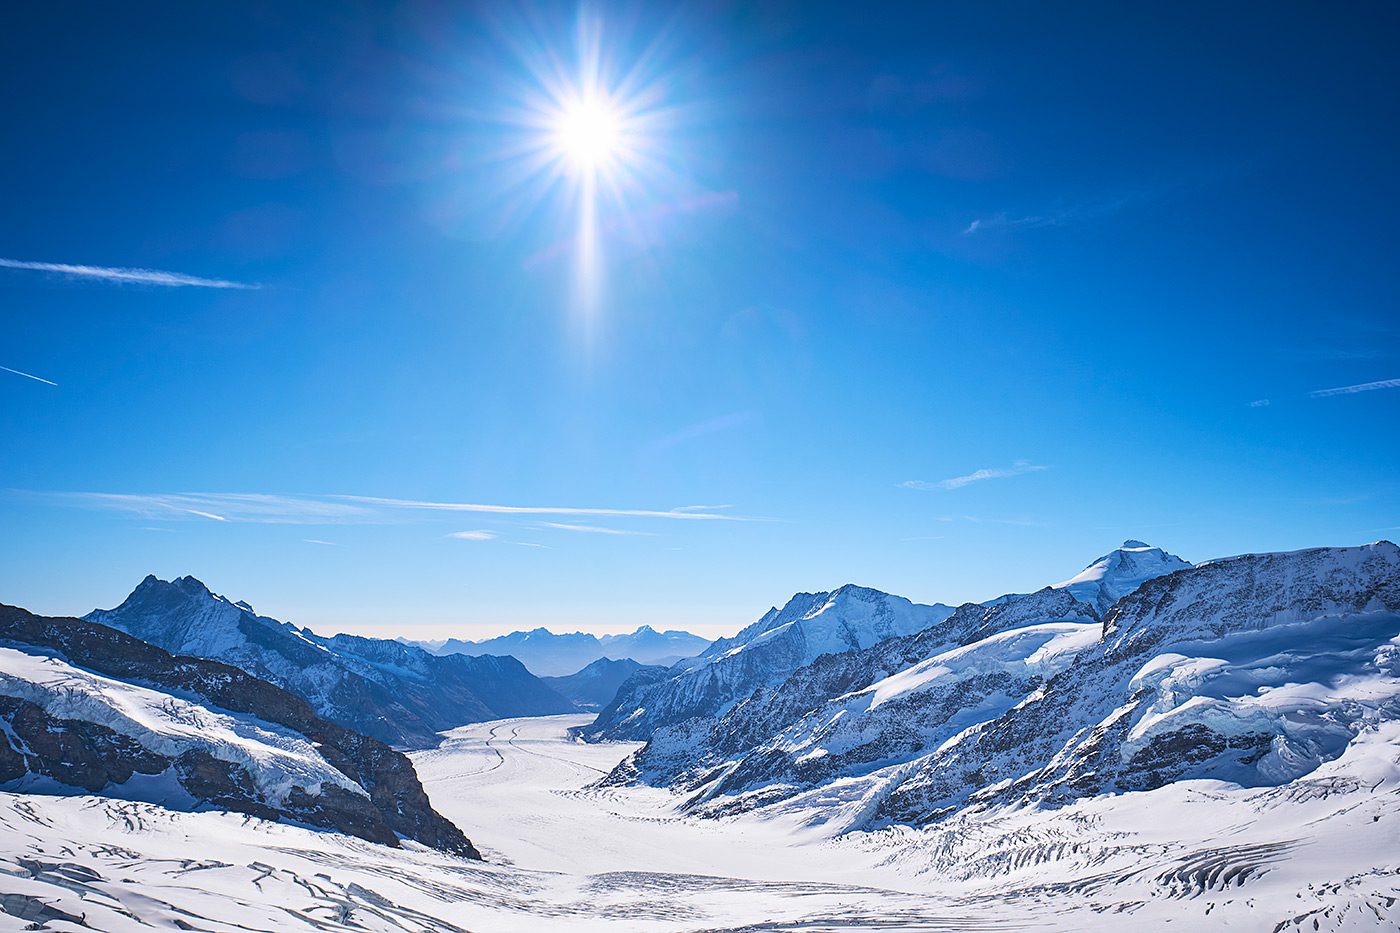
left=2, top=2, right=1397, bottom=640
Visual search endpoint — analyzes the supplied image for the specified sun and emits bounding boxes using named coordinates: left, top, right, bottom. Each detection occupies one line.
left=552, top=95, right=624, bottom=173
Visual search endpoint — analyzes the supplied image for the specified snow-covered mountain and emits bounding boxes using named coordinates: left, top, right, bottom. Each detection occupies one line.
left=585, top=585, right=957, bottom=741
left=1052, top=539, right=1192, bottom=613
left=86, top=575, right=576, bottom=748
left=0, top=601, right=477, bottom=857
left=434, top=625, right=711, bottom=676
left=542, top=656, right=665, bottom=709
left=605, top=541, right=1400, bottom=837
left=612, top=587, right=1099, bottom=809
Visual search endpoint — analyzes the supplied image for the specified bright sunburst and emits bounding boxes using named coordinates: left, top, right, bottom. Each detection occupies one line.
left=489, top=11, right=679, bottom=334
left=551, top=94, right=625, bottom=174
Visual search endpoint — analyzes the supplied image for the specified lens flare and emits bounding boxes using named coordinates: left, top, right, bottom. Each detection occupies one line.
left=486, top=10, right=682, bottom=342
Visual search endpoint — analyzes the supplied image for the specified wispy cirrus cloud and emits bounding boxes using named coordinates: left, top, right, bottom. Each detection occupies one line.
left=1, top=364, right=57, bottom=386
left=1310, top=377, right=1400, bottom=398
left=32, top=492, right=383, bottom=525
left=0, top=257, right=256, bottom=289
left=337, top=495, right=756, bottom=521
left=23, top=491, right=760, bottom=525
left=961, top=193, right=1149, bottom=237
left=537, top=522, right=656, bottom=537
left=901, top=460, right=1048, bottom=491
left=446, top=530, right=496, bottom=541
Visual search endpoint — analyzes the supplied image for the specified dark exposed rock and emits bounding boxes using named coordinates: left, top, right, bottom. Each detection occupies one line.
left=0, top=602, right=480, bottom=858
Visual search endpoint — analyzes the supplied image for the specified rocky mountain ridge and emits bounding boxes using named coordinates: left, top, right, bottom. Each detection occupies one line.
left=0, top=602, right=479, bottom=857
left=87, top=575, right=576, bottom=748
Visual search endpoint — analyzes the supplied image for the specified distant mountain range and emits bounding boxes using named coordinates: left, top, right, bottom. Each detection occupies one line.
left=86, top=576, right=576, bottom=748
left=0, top=601, right=477, bottom=857
left=431, top=625, right=711, bottom=676
left=542, top=657, right=665, bottom=709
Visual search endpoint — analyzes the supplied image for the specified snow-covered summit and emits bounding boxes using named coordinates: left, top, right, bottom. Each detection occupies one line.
left=587, top=584, right=955, bottom=741
left=1052, top=540, right=1191, bottom=613
left=86, top=575, right=575, bottom=747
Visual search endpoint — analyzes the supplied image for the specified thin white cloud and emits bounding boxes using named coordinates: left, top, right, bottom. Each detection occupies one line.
left=516, top=542, right=552, bottom=549
left=36, top=492, right=383, bottom=525
left=902, top=460, right=1048, bottom=491
left=337, top=495, right=756, bottom=521
left=446, top=530, right=496, bottom=541
left=303, top=539, right=342, bottom=546
left=1248, top=399, right=1271, bottom=408
left=29, top=490, right=763, bottom=526
left=1310, top=377, right=1400, bottom=398
left=2, top=365, right=57, bottom=386
left=961, top=194, right=1146, bottom=237
left=537, top=522, right=656, bottom=536
left=0, top=257, right=256, bottom=289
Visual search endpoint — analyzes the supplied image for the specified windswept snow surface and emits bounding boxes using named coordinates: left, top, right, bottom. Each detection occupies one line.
left=0, top=646, right=362, bottom=804
left=2, top=714, right=1398, bottom=930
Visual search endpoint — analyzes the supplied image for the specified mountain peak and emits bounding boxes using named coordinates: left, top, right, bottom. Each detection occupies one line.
left=1054, top=542, right=1191, bottom=612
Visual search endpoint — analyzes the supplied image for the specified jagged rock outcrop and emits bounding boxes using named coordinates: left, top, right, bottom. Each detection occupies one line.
left=0, top=603, right=480, bottom=858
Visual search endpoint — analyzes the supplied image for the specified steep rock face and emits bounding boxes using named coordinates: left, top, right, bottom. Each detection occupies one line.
left=586, top=585, right=956, bottom=741
left=1052, top=540, right=1191, bottom=614
left=0, top=603, right=479, bottom=858
left=615, top=588, right=1099, bottom=812
left=876, top=542, right=1400, bottom=826
left=87, top=576, right=574, bottom=748
left=543, top=657, right=664, bottom=709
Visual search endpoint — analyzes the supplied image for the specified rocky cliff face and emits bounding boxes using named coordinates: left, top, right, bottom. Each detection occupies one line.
left=0, top=603, right=479, bottom=858
left=87, top=575, right=575, bottom=748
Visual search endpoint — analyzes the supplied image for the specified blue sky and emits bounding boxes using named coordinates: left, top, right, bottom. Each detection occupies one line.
left=2, top=2, right=1397, bottom=639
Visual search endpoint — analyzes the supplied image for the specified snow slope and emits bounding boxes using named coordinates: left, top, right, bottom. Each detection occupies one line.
left=0, top=602, right=476, bottom=855
left=87, top=575, right=575, bottom=747
left=613, top=587, right=1100, bottom=816
left=2, top=713, right=1396, bottom=931
left=587, top=584, right=956, bottom=741
left=1052, top=539, right=1192, bottom=613
left=0, top=646, right=362, bottom=805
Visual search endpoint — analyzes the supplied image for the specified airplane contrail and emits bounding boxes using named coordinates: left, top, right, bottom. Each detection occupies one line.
left=0, top=257, right=255, bottom=289
left=1, top=365, right=57, bottom=386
